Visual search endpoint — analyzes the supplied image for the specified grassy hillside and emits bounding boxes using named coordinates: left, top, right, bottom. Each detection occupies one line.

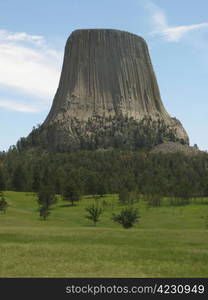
left=0, top=191, right=208, bottom=277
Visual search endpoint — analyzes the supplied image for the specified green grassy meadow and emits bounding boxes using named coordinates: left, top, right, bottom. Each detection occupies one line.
left=0, top=191, right=208, bottom=277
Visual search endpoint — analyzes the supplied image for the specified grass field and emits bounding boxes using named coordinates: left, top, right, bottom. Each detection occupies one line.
left=0, top=191, right=208, bottom=277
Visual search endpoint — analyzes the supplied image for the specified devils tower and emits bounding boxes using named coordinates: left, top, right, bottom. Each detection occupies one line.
left=26, top=29, right=189, bottom=151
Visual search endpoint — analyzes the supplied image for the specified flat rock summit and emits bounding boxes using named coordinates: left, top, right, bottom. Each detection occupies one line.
left=25, top=29, right=189, bottom=151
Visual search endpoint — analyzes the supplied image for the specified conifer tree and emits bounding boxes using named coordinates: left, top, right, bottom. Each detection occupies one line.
left=37, top=185, right=57, bottom=220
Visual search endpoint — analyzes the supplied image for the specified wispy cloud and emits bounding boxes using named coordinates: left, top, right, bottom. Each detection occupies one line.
left=163, top=23, right=208, bottom=42
left=0, top=99, right=38, bottom=113
left=0, top=30, right=45, bottom=45
left=0, top=29, right=63, bottom=113
left=143, top=1, right=208, bottom=42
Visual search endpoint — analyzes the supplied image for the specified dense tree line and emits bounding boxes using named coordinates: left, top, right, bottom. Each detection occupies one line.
left=0, top=146, right=208, bottom=200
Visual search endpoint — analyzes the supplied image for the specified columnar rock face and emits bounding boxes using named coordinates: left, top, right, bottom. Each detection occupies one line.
left=28, top=29, right=189, bottom=151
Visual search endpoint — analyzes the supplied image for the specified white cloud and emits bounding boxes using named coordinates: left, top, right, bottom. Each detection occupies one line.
left=143, top=1, right=208, bottom=42
left=163, top=23, right=208, bottom=42
left=0, top=99, right=38, bottom=113
left=0, top=29, right=63, bottom=113
left=0, top=43, right=61, bottom=99
left=0, top=30, right=45, bottom=45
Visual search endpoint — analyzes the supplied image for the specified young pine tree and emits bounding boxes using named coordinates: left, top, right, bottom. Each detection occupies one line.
left=0, top=191, right=8, bottom=214
left=63, top=182, right=81, bottom=206
left=85, top=203, right=103, bottom=226
left=37, top=185, right=57, bottom=220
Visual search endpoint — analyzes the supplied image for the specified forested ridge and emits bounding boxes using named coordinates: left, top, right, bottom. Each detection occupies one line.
left=0, top=147, right=208, bottom=200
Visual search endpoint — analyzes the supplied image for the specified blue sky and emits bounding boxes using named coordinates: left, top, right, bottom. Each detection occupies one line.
left=0, top=0, right=208, bottom=151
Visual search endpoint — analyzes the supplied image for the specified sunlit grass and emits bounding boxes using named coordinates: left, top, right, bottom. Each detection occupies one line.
left=0, top=191, right=208, bottom=277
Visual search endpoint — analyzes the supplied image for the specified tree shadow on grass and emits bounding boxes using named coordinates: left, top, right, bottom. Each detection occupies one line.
left=82, top=224, right=97, bottom=227
left=59, top=204, right=77, bottom=208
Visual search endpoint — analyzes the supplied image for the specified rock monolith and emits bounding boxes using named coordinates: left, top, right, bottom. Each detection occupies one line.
left=26, top=29, right=189, bottom=151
